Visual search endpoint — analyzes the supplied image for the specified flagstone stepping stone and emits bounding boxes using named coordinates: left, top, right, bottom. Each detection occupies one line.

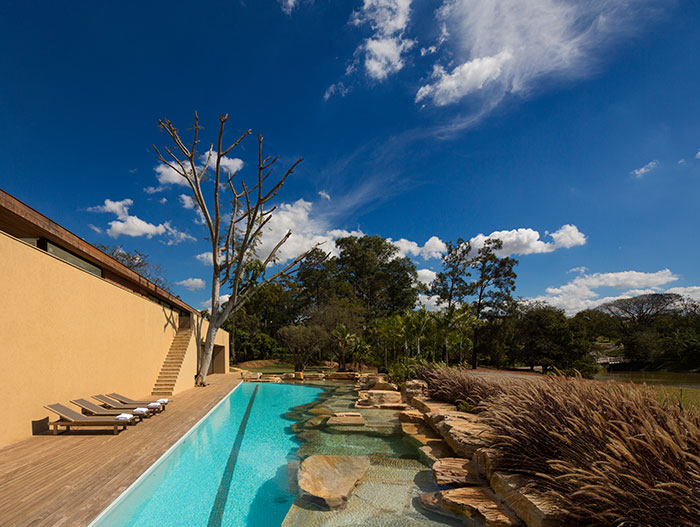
left=418, top=442, right=454, bottom=466
left=473, top=448, right=502, bottom=480
left=399, top=409, right=425, bottom=423
left=327, top=412, right=366, bottom=426
left=355, top=390, right=407, bottom=409
left=426, top=411, right=493, bottom=458
left=432, top=457, right=483, bottom=486
left=440, top=487, right=522, bottom=526
left=411, top=397, right=457, bottom=414
left=297, top=454, right=370, bottom=509
left=490, top=472, right=567, bottom=527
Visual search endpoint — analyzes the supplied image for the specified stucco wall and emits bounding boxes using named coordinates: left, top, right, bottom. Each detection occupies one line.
left=0, top=232, right=228, bottom=447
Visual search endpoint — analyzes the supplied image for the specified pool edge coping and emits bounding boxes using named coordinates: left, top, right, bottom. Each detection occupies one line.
left=87, top=380, right=244, bottom=527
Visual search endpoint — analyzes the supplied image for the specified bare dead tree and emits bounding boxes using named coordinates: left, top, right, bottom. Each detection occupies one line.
left=154, top=112, right=318, bottom=386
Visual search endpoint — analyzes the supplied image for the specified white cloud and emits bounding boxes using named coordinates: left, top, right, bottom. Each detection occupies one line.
left=179, top=194, right=196, bottom=209
left=568, top=266, right=588, bottom=274
left=418, top=293, right=440, bottom=311
left=532, top=269, right=679, bottom=314
left=324, top=82, right=350, bottom=101
left=257, top=199, right=364, bottom=264
left=176, top=278, right=206, bottom=291
left=144, top=186, right=164, bottom=194
left=106, top=216, right=166, bottom=239
left=162, top=223, right=196, bottom=246
left=696, top=149, right=700, bottom=160
left=416, top=50, right=512, bottom=105
left=88, top=224, right=102, bottom=234
left=417, top=268, right=437, bottom=285
left=364, top=37, right=415, bottom=80
left=159, top=197, right=167, bottom=204
left=391, top=236, right=447, bottom=260
left=630, top=160, right=658, bottom=178
left=416, top=0, right=656, bottom=109
left=87, top=198, right=133, bottom=220
left=154, top=163, right=189, bottom=186
left=352, top=0, right=414, bottom=81
left=469, top=224, right=586, bottom=257
left=280, top=0, right=296, bottom=15
left=196, top=252, right=213, bottom=265
left=199, top=293, right=230, bottom=310
left=88, top=198, right=194, bottom=244
left=679, top=159, right=686, bottom=165
left=666, top=286, right=700, bottom=301
left=318, top=190, right=331, bottom=201
left=199, top=152, right=244, bottom=174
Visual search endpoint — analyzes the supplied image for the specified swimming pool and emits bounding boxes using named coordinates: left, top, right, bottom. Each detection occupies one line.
left=89, top=382, right=325, bottom=527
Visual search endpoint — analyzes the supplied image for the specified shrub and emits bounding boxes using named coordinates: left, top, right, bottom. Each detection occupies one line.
left=417, top=365, right=519, bottom=410
left=420, top=366, right=700, bottom=526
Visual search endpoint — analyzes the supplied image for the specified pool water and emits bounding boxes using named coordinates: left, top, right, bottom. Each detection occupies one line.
left=90, top=382, right=324, bottom=527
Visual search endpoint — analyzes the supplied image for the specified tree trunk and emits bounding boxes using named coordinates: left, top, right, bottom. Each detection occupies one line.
left=196, top=316, right=219, bottom=386
left=471, top=327, right=479, bottom=369
left=444, top=335, right=449, bottom=365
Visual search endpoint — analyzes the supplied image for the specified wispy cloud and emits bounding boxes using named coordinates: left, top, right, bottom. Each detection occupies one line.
left=630, top=160, right=658, bottom=178
left=416, top=0, right=658, bottom=113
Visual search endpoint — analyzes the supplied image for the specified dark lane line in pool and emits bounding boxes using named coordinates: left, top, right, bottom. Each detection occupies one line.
left=206, top=385, right=259, bottom=527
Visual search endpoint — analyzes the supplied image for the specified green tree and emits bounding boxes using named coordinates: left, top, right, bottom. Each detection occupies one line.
left=465, top=238, right=518, bottom=369
left=335, top=235, right=418, bottom=318
left=278, top=325, right=326, bottom=372
left=96, top=244, right=172, bottom=293
left=330, top=324, right=356, bottom=371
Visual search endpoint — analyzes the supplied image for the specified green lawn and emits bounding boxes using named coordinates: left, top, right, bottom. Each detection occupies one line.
left=652, top=385, right=700, bottom=410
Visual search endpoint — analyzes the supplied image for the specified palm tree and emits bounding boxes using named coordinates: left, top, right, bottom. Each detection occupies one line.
left=331, top=324, right=356, bottom=371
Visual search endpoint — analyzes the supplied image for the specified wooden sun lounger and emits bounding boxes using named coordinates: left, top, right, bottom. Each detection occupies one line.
left=70, top=398, right=143, bottom=423
left=107, top=392, right=168, bottom=411
left=92, top=394, right=161, bottom=414
left=44, top=403, right=130, bottom=435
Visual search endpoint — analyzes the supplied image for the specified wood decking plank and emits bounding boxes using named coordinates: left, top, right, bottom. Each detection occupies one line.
left=0, top=374, right=241, bottom=527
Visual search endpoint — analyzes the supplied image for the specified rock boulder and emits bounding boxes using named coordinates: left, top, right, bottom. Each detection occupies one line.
left=297, top=455, right=370, bottom=509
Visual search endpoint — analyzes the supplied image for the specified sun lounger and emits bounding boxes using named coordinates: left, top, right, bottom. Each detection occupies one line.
left=107, top=392, right=169, bottom=410
left=44, top=403, right=130, bottom=435
left=92, top=394, right=162, bottom=414
left=70, top=398, right=143, bottom=422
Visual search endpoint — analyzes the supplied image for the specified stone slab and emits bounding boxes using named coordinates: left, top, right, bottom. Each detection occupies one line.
left=440, top=487, right=522, bottom=527
left=490, top=472, right=567, bottom=527
left=297, top=454, right=370, bottom=509
left=432, top=457, right=484, bottom=487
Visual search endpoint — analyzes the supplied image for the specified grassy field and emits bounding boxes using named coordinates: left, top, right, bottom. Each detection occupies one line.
left=652, top=385, right=700, bottom=409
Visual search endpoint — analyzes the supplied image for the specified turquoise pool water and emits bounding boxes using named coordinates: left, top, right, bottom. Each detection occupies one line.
left=90, top=382, right=324, bottom=527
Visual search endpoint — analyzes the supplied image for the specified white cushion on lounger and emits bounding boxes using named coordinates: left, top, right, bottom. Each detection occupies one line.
left=157, top=398, right=169, bottom=404
left=116, top=413, right=133, bottom=421
left=147, top=402, right=160, bottom=409
left=133, top=407, right=148, bottom=414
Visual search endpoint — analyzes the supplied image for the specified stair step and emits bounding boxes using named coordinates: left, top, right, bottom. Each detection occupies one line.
left=152, top=326, right=193, bottom=395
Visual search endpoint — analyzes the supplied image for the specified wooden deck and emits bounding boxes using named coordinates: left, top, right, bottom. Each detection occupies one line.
left=0, top=374, right=242, bottom=527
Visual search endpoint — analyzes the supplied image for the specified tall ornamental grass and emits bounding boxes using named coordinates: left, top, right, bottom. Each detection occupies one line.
left=420, top=367, right=700, bottom=526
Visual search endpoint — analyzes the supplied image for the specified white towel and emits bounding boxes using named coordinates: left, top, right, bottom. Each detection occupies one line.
left=133, top=407, right=148, bottom=414
left=115, top=413, right=133, bottom=421
left=157, top=398, right=169, bottom=404
left=147, top=402, right=160, bottom=409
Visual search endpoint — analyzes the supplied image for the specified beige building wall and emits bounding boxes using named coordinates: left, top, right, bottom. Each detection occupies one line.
left=0, top=232, right=229, bottom=447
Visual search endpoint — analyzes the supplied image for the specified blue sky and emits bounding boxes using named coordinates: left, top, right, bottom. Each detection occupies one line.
left=1, top=0, right=699, bottom=313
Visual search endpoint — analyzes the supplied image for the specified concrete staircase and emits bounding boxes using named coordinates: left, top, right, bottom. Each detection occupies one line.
left=151, top=327, right=193, bottom=397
